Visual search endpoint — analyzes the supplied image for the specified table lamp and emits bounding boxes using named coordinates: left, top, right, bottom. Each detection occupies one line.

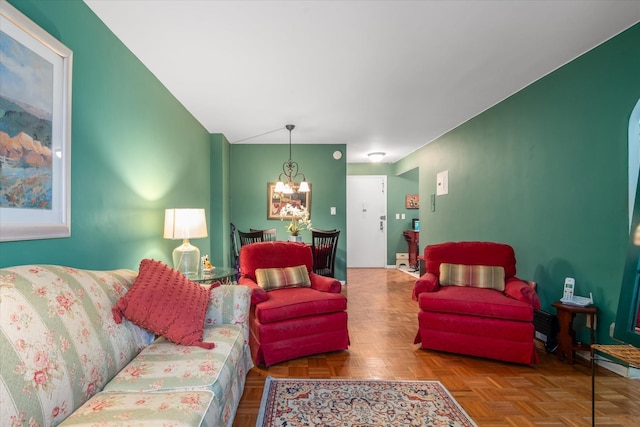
left=163, top=208, right=208, bottom=277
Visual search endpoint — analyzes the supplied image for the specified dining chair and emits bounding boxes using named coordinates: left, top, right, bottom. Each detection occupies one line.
left=250, top=228, right=277, bottom=242
left=238, top=230, right=264, bottom=247
left=311, top=228, right=340, bottom=278
left=230, top=223, right=240, bottom=274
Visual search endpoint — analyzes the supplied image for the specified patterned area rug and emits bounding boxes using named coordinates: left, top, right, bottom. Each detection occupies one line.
left=256, top=377, right=477, bottom=427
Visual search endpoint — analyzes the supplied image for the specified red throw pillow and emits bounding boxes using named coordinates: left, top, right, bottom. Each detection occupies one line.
left=112, top=259, right=214, bottom=349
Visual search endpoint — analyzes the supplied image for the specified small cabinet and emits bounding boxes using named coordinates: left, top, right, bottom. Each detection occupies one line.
left=402, top=230, right=419, bottom=269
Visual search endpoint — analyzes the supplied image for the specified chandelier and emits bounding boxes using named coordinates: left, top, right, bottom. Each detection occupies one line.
left=274, top=124, right=310, bottom=194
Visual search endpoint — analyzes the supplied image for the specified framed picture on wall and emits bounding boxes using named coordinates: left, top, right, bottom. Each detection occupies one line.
left=406, top=194, right=419, bottom=209
left=267, top=182, right=312, bottom=220
left=0, top=1, right=73, bottom=242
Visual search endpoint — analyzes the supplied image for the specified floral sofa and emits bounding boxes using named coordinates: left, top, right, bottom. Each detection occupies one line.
left=412, top=241, right=541, bottom=365
left=0, top=263, right=252, bottom=426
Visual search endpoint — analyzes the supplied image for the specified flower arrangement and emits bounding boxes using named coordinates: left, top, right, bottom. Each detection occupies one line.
left=279, top=203, right=311, bottom=236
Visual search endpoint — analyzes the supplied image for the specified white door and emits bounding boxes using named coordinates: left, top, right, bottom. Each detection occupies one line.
left=347, top=175, right=387, bottom=267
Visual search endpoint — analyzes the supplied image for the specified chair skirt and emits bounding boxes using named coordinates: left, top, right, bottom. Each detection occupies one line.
left=249, top=311, right=349, bottom=366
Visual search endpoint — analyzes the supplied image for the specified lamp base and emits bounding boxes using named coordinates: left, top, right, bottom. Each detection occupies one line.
left=172, top=239, right=200, bottom=278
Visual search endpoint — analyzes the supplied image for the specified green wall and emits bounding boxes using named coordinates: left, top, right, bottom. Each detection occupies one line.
left=0, top=0, right=216, bottom=270
left=415, top=23, right=640, bottom=345
left=347, top=163, right=420, bottom=265
left=209, top=133, right=231, bottom=268
left=2, top=1, right=638, bottom=348
left=230, top=143, right=347, bottom=280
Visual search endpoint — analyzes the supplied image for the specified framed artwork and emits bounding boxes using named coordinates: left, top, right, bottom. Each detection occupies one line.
left=267, top=182, right=312, bottom=220
left=0, top=1, right=73, bottom=242
left=406, top=194, right=419, bottom=209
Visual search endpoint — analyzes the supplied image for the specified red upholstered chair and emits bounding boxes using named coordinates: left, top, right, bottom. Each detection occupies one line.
left=412, top=241, right=540, bottom=365
left=238, top=241, right=349, bottom=366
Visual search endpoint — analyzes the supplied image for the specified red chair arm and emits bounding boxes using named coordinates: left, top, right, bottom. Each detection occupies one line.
left=504, top=277, right=541, bottom=310
left=309, top=272, right=342, bottom=293
left=237, top=276, right=269, bottom=305
left=412, top=272, right=440, bottom=301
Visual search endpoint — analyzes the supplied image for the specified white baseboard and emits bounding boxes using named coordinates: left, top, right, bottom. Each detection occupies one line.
left=576, top=350, right=640, bottom=379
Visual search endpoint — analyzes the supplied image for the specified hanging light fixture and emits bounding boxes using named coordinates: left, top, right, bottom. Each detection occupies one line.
left=274, top=124, right=310, bottom=194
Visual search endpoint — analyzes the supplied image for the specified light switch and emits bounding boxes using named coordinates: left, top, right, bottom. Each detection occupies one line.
left=395, top=213, right=400, bottom=219
left=401, top=213, right=406, bottom=219
left=330, top=207, right=336, bottom=215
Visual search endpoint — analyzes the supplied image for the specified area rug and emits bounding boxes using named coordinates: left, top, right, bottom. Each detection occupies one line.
left=256, top=377, right=477, bottom=427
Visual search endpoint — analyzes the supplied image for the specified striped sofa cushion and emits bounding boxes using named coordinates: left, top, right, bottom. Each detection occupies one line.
left=255, top=265, right=311, bottom=291
left=439, top=263, right=505, bottom=291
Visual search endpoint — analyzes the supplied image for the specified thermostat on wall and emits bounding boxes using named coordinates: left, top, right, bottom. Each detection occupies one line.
left=436, top=170, right=449, bottom=195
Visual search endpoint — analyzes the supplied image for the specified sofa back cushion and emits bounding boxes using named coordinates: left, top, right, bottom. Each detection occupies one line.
left=0, top=265, right=154, bottom=426
left=439, top=263, right=505, bottom=291
left=239, top=241, right=313, bottom=281
left=425, top=241, right=517, bottom=279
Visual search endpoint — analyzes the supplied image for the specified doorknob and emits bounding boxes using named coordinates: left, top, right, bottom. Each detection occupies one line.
left=380, top=215, right=386, bottom=220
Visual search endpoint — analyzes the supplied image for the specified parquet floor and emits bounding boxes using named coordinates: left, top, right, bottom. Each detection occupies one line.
left=232, top=268, right=640, bottom=426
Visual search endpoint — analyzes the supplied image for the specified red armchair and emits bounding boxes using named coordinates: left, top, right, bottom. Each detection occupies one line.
left=238, top=241, right=349, bottom=366
left=413, top=241, right=540, bottom=365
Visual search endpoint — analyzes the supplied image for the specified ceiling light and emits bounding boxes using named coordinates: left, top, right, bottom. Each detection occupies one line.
left=368, top=152, right=386, bottom=162
left=275, top=124, right=310, bottom=194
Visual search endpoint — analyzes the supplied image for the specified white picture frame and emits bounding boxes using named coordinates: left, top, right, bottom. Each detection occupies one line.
left=0, top=0, right=72, bottom=241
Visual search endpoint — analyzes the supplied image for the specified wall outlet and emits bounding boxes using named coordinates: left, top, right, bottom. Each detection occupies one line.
left=586, top=315, right=595, bottom=329
left=401, top=213, right=406, bottom=219
left=610, top=322, right=615, bottom=338
left=395, top=213, right=400, bottom=219
left=330, top=207, right=336, bottom=215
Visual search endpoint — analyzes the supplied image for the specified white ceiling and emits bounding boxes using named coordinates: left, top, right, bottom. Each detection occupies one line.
left=84, top=0, right=640, bottom=163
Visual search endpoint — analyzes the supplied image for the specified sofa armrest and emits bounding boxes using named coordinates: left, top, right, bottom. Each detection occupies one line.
left=505, top=277, right=541, bottom=310
left=412, top=272, right=440, bottom=300
left=204, top=284, right=251, bottom=343
left=309, top=272, right=342, bottom=293
left=237, top=276, right=269, bottom=305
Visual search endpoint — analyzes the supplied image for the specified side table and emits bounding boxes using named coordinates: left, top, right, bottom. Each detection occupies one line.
left=191, top=267, right=238, bottom=285
left=551, top=300, right=597, bottom=364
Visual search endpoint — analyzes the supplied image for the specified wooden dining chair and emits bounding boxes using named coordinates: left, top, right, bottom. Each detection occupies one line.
left=230, top=223, right=240, bottom=276
left=250, top=228, right=277, bottom=242
left=238, top=230, right=264, bottom=247
left=311, top=228, right=340, bottom=278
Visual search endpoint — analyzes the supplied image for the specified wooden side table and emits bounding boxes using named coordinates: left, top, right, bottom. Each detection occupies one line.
left=551, top=301, right=597, bottom=364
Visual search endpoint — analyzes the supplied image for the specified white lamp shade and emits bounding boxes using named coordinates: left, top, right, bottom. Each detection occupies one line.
left=282, top=183, right=294, bottom=194
left=163, top=209, right=208, bottom=240
left=298, top=181, right=310, bottom=192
